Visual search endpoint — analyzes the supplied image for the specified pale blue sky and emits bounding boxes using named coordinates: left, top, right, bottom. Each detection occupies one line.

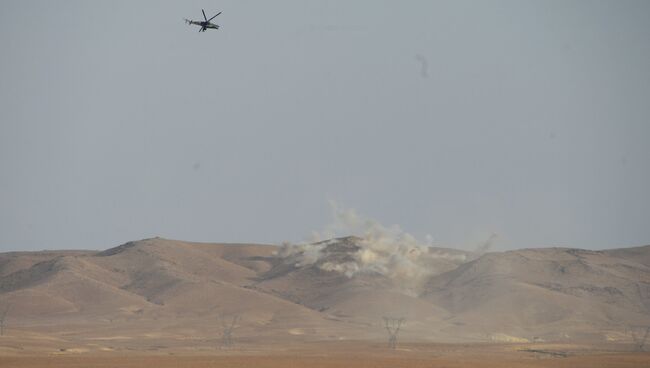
left=1, top=0, right=649, bottom=252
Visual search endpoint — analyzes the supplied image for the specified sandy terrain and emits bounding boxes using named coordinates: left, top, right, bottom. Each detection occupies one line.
left=1, top=342, right=649, bottom=368
left=2, top=237, right=650, bottom=367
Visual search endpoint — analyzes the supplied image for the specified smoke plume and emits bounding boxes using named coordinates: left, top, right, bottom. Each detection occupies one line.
left=474, top=232, right=499, bottom=256
left=277, top=201, right=467, bottom=294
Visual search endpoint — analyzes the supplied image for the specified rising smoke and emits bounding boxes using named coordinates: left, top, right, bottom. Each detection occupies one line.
left=277, top=201, right=468, bottom=294
left=472, top=232, right=499, bottom=259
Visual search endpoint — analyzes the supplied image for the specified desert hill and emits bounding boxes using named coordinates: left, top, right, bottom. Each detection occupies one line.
left=0, top=236, right=649, bottom=351
left=423, top=247, right=650, bottom=341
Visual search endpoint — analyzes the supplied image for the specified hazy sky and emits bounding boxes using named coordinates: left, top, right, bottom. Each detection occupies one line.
left=1, top=0, right=649, bottom=252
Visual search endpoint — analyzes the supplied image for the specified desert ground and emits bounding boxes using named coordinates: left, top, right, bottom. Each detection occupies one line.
left=1, top=341, right=649, bottom=368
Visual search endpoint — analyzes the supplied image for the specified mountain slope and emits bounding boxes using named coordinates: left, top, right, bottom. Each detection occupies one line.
left=422, top=247, right=650, bottom=340
left=0, top=238, right=345, bottom=340
left=1, top=237, right=649, bottom=344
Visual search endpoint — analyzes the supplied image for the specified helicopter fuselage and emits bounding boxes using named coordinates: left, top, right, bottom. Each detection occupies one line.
left=185, top=19, right=220, bottom=31
left=185, top=10, right=222, bottom=32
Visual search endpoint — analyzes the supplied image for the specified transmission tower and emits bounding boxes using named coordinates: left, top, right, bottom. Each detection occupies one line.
left=0, top=305, right=9, bottom=336
left=383, top=317, right=405, bottom=350
left=218, top=314, right=240, bottom=348
left=628, top=325, right=650, bottom=352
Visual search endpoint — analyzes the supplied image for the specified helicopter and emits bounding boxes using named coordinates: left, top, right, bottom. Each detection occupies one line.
left=185, top=9, right=221, bottom=32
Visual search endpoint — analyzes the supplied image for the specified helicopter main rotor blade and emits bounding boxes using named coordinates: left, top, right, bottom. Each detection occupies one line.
left=208, top=12, right=221, bottom=22
left=202, top=9, right=207, bottom=21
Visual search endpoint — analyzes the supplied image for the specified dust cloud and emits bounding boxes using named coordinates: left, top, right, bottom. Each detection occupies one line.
left=277, top=202, right=466, bottom=293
